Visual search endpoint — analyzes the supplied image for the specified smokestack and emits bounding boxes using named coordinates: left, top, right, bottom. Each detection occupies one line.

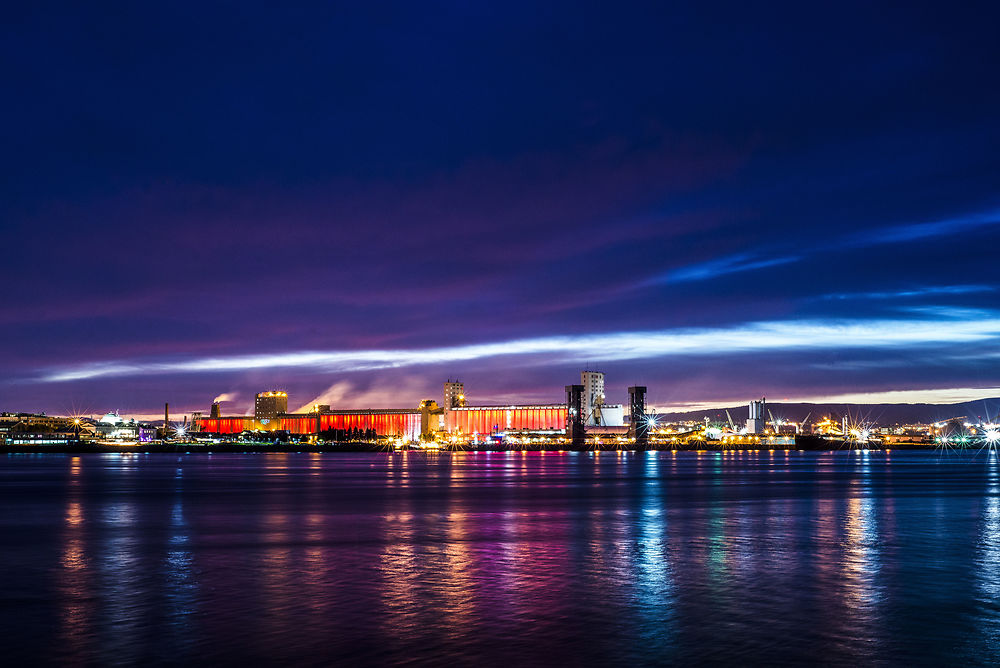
left=165, top=402, right=170, bottom=435
left=211, top=402, right=221, bottom=419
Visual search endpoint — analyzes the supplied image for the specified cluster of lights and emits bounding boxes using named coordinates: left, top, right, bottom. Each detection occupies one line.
left=933, top=422, right=1000, bottom=450
left=847, top=427, right=871, bottom=443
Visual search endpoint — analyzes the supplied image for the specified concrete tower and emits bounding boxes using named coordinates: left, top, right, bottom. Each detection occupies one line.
left=746, top=398, right=766, bottom=434
left=443, top=380, right=466, bottom=410
left=255, top=391, right=288, bottom=422
left=581, top=370, right=606, bottom=426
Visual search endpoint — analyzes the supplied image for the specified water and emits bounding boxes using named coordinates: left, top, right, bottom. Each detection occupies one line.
left=2, top=450, right=1000, bottom=666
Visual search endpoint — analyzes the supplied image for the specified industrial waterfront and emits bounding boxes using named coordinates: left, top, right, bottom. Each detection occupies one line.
left=4, top=370, right=996, bottom=453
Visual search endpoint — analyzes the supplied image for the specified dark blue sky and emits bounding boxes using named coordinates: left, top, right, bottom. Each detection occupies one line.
left=4, top=1, right=1000, bottom=417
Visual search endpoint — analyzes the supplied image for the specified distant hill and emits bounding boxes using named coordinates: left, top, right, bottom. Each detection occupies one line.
left=654, top=398, right=1000, bottom=426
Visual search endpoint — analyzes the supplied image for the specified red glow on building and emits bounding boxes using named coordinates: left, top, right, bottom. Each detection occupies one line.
left=198, top=417, right=255, bottom=434
left=317, top=412, right=419, bottom=438
left=446, top=406, right=567, bottom=434
left=198, top=412, right=420, bottom=439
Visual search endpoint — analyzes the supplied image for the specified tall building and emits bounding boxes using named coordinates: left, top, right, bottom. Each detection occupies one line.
left=581, top=370, right=606, bottom=426
left=255, top=391, right=288, bottom=421
left=746, top=398, right=766, bottom=434
left=565, top=384, right=585, bottom=447
left=628, top=386, right=648, bottom=447
left=443, top=381, right=465, bottom=410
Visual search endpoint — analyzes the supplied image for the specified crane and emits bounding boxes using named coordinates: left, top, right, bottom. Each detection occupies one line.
left=800, top=412, right=811, bottom=433
left=768, top=409, right=785, bottom=432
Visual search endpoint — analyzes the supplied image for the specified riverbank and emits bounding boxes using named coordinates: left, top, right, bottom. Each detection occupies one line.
left=0, top=436, right=935, bottom=454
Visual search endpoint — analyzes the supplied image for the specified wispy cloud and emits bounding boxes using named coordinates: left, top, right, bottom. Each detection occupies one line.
left=843, top=209, right=1000, bottom=246
left=645, top=252, right=801, bottom=284
left=38, top=310, right=1000, bottom=382
left=820, top=285, right=995, bottom=301
left=646, top=208, right=1000, bottom=286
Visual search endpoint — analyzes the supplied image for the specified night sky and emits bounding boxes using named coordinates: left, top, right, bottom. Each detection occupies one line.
left=4, top=1, right=1000, bottom=418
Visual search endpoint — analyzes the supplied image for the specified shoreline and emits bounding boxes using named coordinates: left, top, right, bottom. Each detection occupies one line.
left=0, top=439, right=937, bottom=455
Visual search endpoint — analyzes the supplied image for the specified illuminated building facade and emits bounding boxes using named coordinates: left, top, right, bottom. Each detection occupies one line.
left=255, top=391, right=288, bottom=421
left=94, top=412, right=157, bottom=442
left=0, top=412, right=84, bottom=446
left=198, top=410, right=421, bottom=440
left=200, top=373, right=632, bottom=441
left=445, top=405, right=568, bottom=435
left=0, top=412, right=73, bottom=431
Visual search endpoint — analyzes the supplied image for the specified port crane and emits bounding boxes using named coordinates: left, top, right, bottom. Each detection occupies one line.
left=768, top=409, right=786, bottom=433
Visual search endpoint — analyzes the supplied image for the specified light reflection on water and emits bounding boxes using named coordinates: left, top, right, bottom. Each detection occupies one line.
left=977, top=454, right=1000, bottom=648
left=2, top=451, right=1000, bottom=665
left=57, top=456, right=93, bottom=663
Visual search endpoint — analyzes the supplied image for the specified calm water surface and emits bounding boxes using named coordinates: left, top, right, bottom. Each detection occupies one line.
left=3, top=450, right=1000, bottom=666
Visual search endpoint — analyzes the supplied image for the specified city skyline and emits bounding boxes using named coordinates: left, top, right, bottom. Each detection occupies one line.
left=4, top=2, right=1000, bottom=416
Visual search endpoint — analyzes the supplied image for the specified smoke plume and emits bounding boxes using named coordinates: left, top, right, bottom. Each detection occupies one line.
left=294, top=378, right=429, bottom=413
